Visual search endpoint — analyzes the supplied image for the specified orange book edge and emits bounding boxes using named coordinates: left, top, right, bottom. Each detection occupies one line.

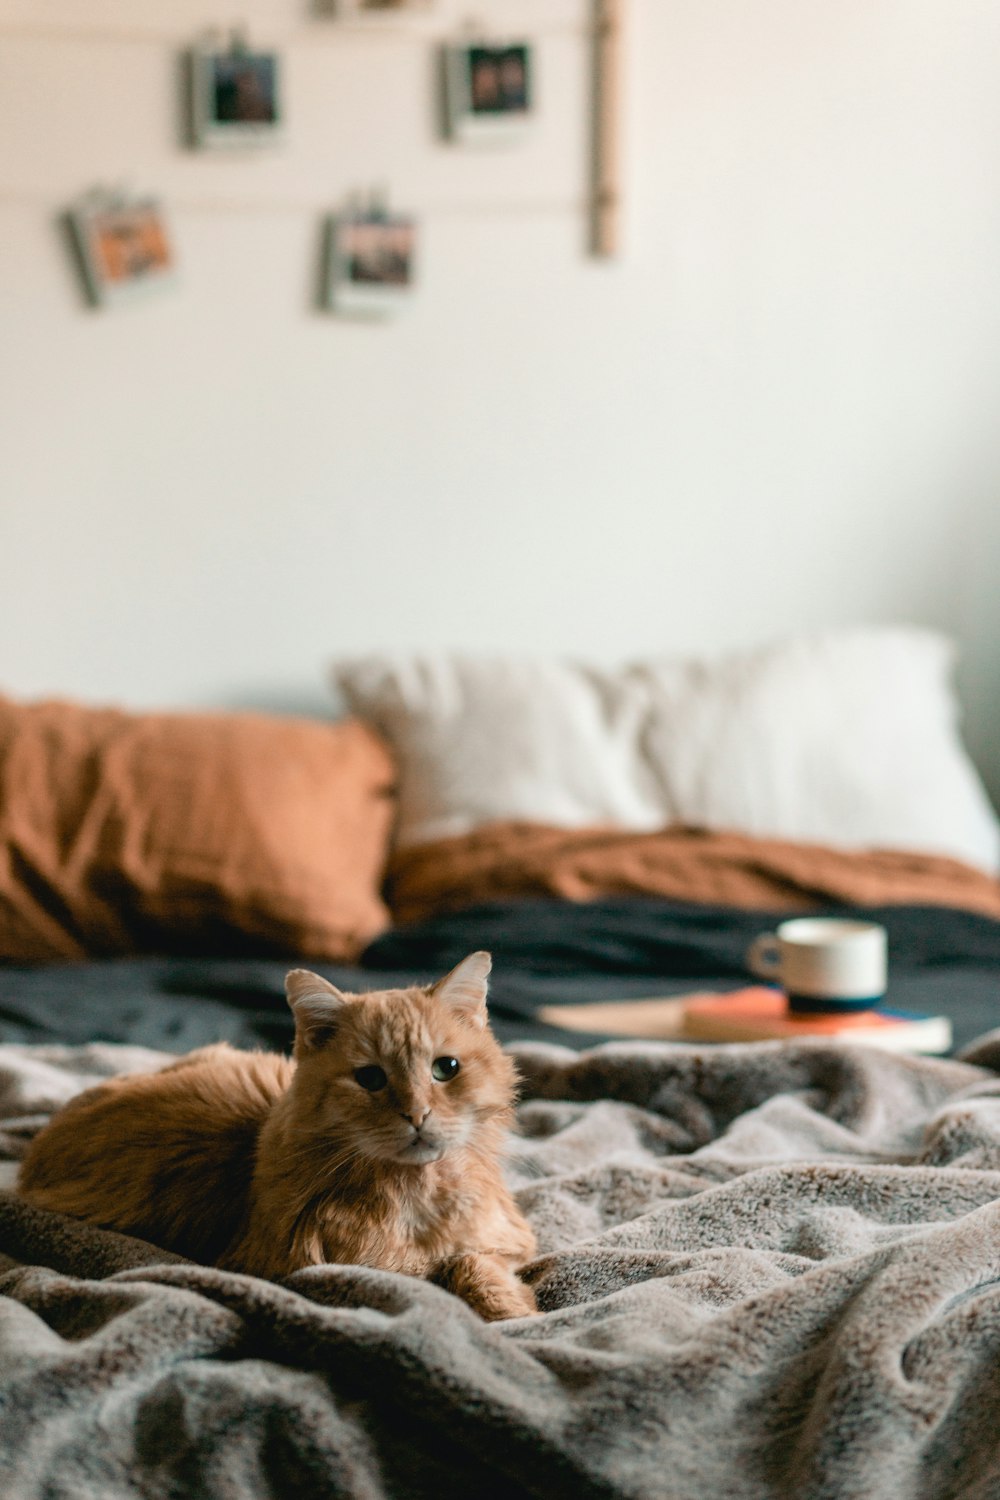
left=683, top=988, right=924, bottom=1033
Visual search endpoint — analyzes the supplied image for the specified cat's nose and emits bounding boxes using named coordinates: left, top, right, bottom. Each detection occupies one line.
left=400, top=1105, right=430, bottom=1128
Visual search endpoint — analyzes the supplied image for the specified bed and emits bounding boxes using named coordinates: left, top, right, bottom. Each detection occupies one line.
left=2, top=629, right=1000, bottom=1498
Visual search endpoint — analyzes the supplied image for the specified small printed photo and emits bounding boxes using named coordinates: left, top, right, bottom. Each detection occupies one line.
left=189, top=44, right=282, bottom=148
left=67, top=194, right=177, bottom=308
left=324, top=212, right=417, bottom=317
left=444, top=42, right=534, bottom=143
left=468, top=45, right=530, bottom=113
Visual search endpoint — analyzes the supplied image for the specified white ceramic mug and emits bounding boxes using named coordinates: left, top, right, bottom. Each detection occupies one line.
left=746, top=918, right=888, bottom=1013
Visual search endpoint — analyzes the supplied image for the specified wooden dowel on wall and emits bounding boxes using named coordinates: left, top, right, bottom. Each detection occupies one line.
left=590, top=0, right=624, bottom=257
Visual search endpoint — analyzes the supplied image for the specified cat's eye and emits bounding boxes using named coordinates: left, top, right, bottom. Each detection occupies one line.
left=431, top=1056, right=460, bottom=1083
left=354, top=1065, right=387, bottom=1092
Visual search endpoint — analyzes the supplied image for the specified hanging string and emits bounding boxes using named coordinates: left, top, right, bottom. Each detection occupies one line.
left=0, top=18, right=587, bottom=48
left=0, top=188, right=585, bottom=220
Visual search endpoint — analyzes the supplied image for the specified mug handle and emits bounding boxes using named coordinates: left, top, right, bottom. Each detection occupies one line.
left=747, top=933, right=782, bottom=981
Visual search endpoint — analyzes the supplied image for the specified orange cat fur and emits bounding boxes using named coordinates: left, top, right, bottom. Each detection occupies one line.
left=18, top=952, right=537, bottom=1320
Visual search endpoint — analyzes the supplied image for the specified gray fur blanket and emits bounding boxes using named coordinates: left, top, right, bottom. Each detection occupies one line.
left=3, top=1033, right=1000, bottom=1499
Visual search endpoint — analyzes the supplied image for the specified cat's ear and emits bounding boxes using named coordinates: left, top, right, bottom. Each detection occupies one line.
left=285, top=970, right=348, bottom=1051
left=433, top=951, right=492, bottom=1028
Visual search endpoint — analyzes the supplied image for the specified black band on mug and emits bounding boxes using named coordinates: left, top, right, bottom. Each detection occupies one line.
left=786, top=993, right=884, bottom=1015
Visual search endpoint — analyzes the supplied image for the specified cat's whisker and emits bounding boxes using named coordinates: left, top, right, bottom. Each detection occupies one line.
left=305, top=1144, right=372, bottom=1183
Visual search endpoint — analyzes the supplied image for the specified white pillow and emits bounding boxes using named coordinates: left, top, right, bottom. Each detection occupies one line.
left=333, top=629, right=1000, bottom=872
left=333, top=655, right=664, bottom=846
left=629, top=628, right=1000, bottom=872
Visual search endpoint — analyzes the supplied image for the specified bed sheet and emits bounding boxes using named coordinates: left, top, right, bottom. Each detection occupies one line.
left=1, top=896, right=996, bottom=1055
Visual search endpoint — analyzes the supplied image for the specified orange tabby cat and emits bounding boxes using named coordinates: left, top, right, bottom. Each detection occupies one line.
left=19, top=952, right=537, bottom=1321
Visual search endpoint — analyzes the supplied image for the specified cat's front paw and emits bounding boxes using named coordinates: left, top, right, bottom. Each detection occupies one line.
left=474, top=1277, right=539, bottom=1322
left=431, top=1252, right=539, bottom=1321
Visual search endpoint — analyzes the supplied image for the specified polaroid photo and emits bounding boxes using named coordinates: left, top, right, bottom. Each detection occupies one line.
left=189, top=44, right=282, bottom=148
left=444, top=41, right=533, bottom=144
left=68, top=193, right=177, bottom=309
left=323, top=211, right=417, bottom=318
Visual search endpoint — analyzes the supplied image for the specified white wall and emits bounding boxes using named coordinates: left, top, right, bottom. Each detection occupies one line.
left=2, top=0, right=999, bottom=797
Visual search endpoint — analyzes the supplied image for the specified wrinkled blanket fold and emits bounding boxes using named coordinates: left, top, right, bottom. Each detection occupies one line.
left=386, top=822, right=1000, bottom=925
left=3, top=1034, right=1000, bottom=1498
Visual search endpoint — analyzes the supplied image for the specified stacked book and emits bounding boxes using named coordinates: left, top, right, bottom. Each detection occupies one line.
left=539, top=987, right=952, bottom=1055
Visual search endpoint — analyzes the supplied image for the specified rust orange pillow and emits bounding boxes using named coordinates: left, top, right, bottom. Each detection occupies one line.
left=0, top=697, right=397, bottom=962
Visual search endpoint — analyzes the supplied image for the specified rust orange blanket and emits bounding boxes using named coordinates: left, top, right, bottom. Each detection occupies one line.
left=387, top=822, right=1000, bottom=924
